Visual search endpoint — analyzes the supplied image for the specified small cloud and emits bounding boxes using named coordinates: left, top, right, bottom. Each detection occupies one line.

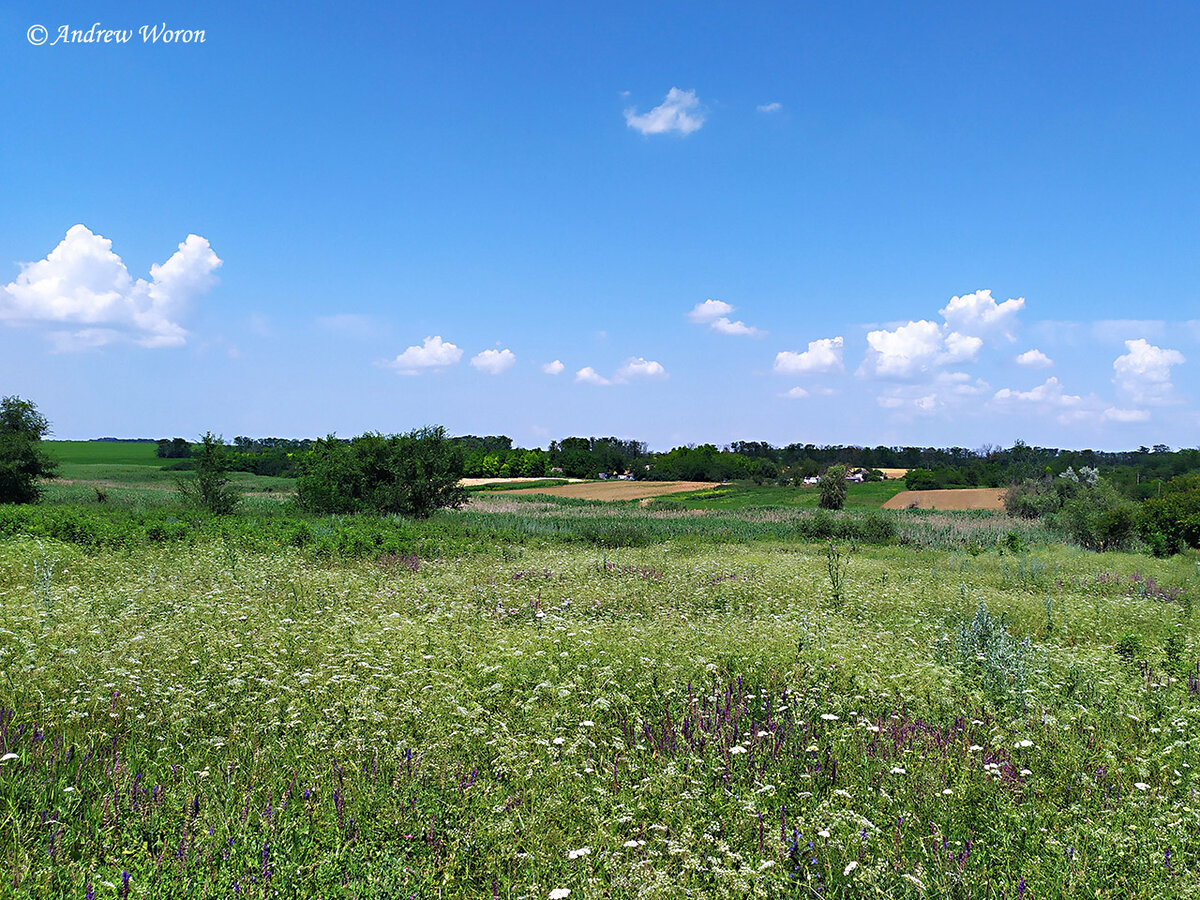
left=756, top=102, right=782, bottom=113
left=993, top=376, right=1082, bottom=409
left=1113, top=338, right=1186, bottom=405
left=575, top=366, right=611, bottom=386
left=710, top=317, right=765, bottom=337
left=541, top=359, right=565, bottom=375
left=575, top=357, right=668, bottom=385
left=470, top=348, right=516, bottom=375
left=616, top=357, right=667, bottom=380
left=625, top=87, right=705, bottom=136
left=1015, top=348, right=1053, bottom=368
left=780, top=386, right=809, bottom=399
left=688, top=299, right=764, bottom=336
left=774, top=337, right=844, bottom=375
left=687, top=299, right=734, bottom=323
left=383, top=335, right=462, bottom=375
left=942, top=332, right=983, bottom=362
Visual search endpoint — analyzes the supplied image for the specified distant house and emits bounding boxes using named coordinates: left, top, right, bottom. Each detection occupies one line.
left=845, top=469, right=866, bottom=483
left=549, top=467, right=563, bottom=474
left=598, top=472, right=610, bottom=480
left=617, top=473, right=633, bottom=481
left=802, top=476, right=820, bottom=485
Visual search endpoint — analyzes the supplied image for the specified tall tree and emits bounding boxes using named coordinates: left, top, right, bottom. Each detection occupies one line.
left=0, top=396, right=58, bottom=504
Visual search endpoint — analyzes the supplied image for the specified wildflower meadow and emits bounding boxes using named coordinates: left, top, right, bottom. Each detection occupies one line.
left=1, top=494, right=1199, bottom=898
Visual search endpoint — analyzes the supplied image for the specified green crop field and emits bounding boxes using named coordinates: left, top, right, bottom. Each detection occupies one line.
left=43, top=440, right=164, bottom=467
left=2, top=484, right=1200, bottom=898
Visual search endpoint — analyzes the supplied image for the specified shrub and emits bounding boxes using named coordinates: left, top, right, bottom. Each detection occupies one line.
left=1140, top=474, right=1200, bottom=553
left=818, top=465, right=847, bottom=510
left=1053, top=481, right=1138, bottom=552
left=1003, top=478, right=1060, bottom=519
left=176, top=433, right=241, bottom=516
left=297, top=427, right=468, bottom=518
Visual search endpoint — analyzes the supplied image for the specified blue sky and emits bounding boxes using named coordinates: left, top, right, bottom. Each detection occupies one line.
left=2, top=1, right=1198, bottom=449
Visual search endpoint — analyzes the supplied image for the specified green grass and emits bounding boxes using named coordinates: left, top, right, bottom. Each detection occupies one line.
left=3, top=491, right=1200, bottom=897
left=668, top=479, right=908, bottom=510
left=43, top=440, right=164, bottom=466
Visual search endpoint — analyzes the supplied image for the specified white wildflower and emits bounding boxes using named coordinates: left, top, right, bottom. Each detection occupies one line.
left=568, top=847, right=591, bottom=859
left=844, top=861, right=858, bottom=875
left=549, top=890, right=571, bottom=900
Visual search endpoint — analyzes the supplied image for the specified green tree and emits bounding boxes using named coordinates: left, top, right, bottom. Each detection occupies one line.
left=0, top=396, right=58, bottom=504
left=818, top=464, right=848, bottom=510
left=297, top=426, right=468, bottom=518
left=175, top=432, right=241, bottom=515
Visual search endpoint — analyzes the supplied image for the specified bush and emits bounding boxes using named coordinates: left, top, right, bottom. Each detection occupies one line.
left=818, top=465, right=847, bottom=510
left=1003, top=478, right=1060, bottom=519
left=1053, top=480, right=1138, bottom=552
left=0, top=396, right=58, bottom=504
left=297, top=427, right=468, bottom=518
left=175, top=433, right=241, bottom=515
left=1140, top=474, right=1200, bottom=553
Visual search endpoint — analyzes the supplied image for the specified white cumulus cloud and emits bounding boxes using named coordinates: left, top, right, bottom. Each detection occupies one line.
left=780, top=386, right=809, bottom=399
left=616, top=357, right=667, bottom=380
left=939, top=289, right=1025, bottom=340
left=687, top=299, right=764, bottom=336
left=1, top=224, right=221, bottom=349
left=383, top=336, right=462, bottom=375
left=542, top=359, right=565, bottom=375
left=757, top=102, right=782, bottom=113
left=859, top=320, right=944, bottom=378
left=687, top=299, right=735, bottom=323
left=470, top=348, right=516, bottom=375
left=575, top=366, right=611, bottom=386
left=1113, top=338, right=1186, bottom=405
left=1015, top=349, right=1053, bottom=368
left=774, top=337, right=844, bottom=375
left=993, top=377, right=1084, bottom=417
left=710, top=317, right=765, bottom=337
left=575, top=357, right=668, bottom=386
left=625, top=88, right=705, bottom=136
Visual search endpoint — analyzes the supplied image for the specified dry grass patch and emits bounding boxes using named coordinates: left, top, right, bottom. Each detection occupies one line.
left=883, top=487, right=1006, bottom=510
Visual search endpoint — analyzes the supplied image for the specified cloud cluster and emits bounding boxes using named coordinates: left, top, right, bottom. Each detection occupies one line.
left=1, top=224, right=221, bottom=350
left=687, top=299, right=764, bottom=337
left=625, top=88, right=705, bottom=136
left=857, top=290, right=1026, bottom=381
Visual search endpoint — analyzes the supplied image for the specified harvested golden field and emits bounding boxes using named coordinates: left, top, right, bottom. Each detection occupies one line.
left=877, top=467, right=910, bottom=480
left=505, top=480, right=720, bottom=500
left=883, top=487, right=1006, bottom=510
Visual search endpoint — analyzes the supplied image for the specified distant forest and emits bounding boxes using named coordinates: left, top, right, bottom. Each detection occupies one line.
left=153, top=434, right=1200, bottom=500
